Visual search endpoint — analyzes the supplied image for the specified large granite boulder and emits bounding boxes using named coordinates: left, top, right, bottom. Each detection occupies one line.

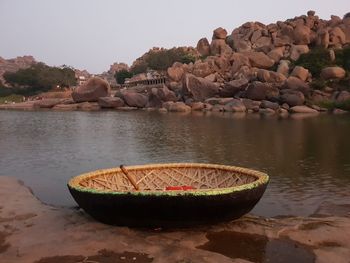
left=290, top=45, right=310, bottom=61
left=280, top=89, right=305, bottom=107
left=163, top=101, right=191, bottom=112
left=223, top=99, right=246, bottom=112
left=213, top=27, right=228, bottom=39
left=290, top=66, right=309, bottom=81
left=293, top=24, right=311, bottom=45
left=184, top=74, right=219, bottom=101
left=98, top=97, right=124, bottom=108
left=290, top=105, right=318, bottom=114
left=320, top=67, right=346, bottom=80
left=246, top=81, right=274, bottom=101
left=167, top=62, right=185, bottom=82
left=210, top=39, right=231, bottom=56
left=242, top=51, right=275, bottom=69
left=219, top=78, right=249, bottom=97
left=33, top=99, right=65, bottom=109
left=122, top=92, right=148, bottom=108
left=196, top=38, right=210, bottom=57
left=192, top=61, right=213, bottom=78
left=72, top=77, right=110, bottom=102
left=336, top=91, right=350, bottom=102
left=285, top=76, right=310, bottom=95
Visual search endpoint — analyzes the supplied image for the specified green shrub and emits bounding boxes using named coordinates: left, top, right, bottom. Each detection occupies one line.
left=335, top=46, right=350, bottom=71
left=180, top=53, right=196, bottom=64
left=3, top=63, right=76, bottom=95
left=130, top=62, right=148, bottom=75
left=114, top=70, right=133, bottom=84
left=318, top=99, right=350, bottom=111
left=294, top=47, right=334, bottom=77
left=310, top=79, right=327, bottom=90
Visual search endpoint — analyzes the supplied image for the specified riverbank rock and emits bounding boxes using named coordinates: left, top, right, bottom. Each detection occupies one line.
left=246, top=82, right=277, bottom=101
left=320, top=67, right=346, bottom=80
left=1, top=176, right=350, bottom=263
left=72, top=77, right=110, bottom=102
left=122, top=92, right=148, bottom=108
left=223, top=99, right=246, bottom=112
left=219, top=78, right=249, bottom=97
left=280, top=90, right=305, bottom=107
left=285, top=76, right=310, bottom=95
left=98, top=97, right=125, bottom=108
left=33, top=99, right=66, bottom=109
left=290, top=105, right=319, bottom=114
left=290, top=66, right=309, bottom=81
left=163, top=101, right=191, bottom=112
left=184, top=74, right=219, bottom=101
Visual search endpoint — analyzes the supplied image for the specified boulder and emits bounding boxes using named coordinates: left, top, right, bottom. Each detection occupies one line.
left=78, top=102, right=101, bottom=111
left=280, top=90, right=305, bottom=107
left=290, top=45, right=309, bottom=61
left=267, top=47, right=285, bottom=63
left=257, top=69, right=286, bottom=83
left=219, top=77, right=249, bottom=97
left=98, top=97, right=124, bottom=108
left=259, top=108, right=276, bottom=115
left=336, top=91, right=350, bottom=102
left=223, top=99, right=246, bottom=112
left=293, top=24, right=311, bottom=45
left=242, top=51, right=275, bottom=69
left=230, top=53, right=251, bottom=74
left=184, top=74, right=219, bottom=101
left=33, top=99, right=65, bottom=109
left=260, top=100, right=280, bottom=110
left=290, top=66, right=309, bottom=81
left=277, top=60, right=290, bottom=77
left=196, top=38, right=210, bottom=57
left=122, top=92, right=148, bottom=108
left=210, top=39, right=231, bottom=56
left=320, top=67, right=346, bottom=80
left=192, top=61, right=213, bottom=78
left=165, top=102, right=191, bottom=112
left=246, top=81, right=272, bottom=101
left=285, top=76, right=310, bottom=95
left=290, top=106, right=319, bottom=114
left=213, top=27, right=228, bottom=39
left=242, top=98, right=261, bottom=111
left=191, top=102, right=205, bottom=111
left=52, top=104, right=79, bottom=111
left=329, top=27, right=346, bottom=46
left=316, top=28, right=330, bottom=48
left=72, top=77, right=110, bottom=102
left=167, top=62, right=185, bottom=82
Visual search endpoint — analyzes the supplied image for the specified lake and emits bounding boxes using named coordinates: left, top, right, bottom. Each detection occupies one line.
left=0, top=110, right=349, bottom=217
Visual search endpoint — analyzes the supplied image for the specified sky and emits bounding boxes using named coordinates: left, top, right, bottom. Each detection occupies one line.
left=0, top=0, right=349, bottom=73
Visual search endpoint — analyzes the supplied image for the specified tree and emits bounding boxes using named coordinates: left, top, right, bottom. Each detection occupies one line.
left=115, top=70, right=133, bottom=84
left=3, top=63, right=77, bottom=94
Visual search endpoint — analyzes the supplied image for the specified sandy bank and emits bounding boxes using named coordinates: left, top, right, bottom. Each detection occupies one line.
left=0, top=176, right=349, bottom=263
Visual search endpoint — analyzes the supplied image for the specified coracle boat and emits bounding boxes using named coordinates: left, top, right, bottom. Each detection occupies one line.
left=68, top=163, right=269, bottom=227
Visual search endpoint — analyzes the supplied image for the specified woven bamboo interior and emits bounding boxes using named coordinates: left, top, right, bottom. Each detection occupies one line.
left=78, top=166, right=258, bottom=192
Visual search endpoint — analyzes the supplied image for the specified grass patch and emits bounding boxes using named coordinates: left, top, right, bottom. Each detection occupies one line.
left=0, top=94, right=24, bottom=104
left=318, top=99, right=350, bottom=111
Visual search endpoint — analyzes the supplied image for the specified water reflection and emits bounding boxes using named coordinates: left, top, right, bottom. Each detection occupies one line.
left=0, top=110, right=349, bottom=216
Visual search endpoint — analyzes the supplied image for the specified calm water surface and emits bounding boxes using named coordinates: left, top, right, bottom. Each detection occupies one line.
left=0, top=110, right=349, bottom=217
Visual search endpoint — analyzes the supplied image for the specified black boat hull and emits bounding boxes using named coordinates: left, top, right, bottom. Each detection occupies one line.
left=68, top=183, right=268, bottom=227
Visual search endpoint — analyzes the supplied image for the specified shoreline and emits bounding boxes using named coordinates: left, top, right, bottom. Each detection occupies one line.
left=1, top=176, right=349, bottom=263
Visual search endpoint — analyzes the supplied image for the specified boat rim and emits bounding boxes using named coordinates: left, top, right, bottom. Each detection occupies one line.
left=67, top=163, right=269, bottom=197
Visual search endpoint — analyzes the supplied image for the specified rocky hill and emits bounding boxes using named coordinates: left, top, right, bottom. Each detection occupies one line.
left=161, top=11, right=350, bottom=113
left=0, top=56, right=36, bottom=86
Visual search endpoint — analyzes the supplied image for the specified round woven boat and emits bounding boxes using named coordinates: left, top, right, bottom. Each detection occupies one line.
left=68, top=163, right=269, bottom=227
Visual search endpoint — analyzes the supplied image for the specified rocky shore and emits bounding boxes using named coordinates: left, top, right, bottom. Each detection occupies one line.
left=0, top=176, right=349, bottom=263
left=1, top=11, right=350, bottom=116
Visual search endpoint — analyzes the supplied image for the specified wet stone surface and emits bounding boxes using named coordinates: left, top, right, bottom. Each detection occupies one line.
left=198, top=231, right=316, bottom=263
left=34, top=250, right=153, bottom=263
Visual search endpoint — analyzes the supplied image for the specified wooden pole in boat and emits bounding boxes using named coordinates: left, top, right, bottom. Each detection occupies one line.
left=120, top=165, right=140, bottom=191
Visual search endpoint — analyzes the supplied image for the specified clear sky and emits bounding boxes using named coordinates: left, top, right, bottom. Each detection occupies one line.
left=0, top=0, right=349, bottom=73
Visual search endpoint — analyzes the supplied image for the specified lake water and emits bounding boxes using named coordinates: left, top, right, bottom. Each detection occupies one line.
left=0, top=110, right=349, bottom=217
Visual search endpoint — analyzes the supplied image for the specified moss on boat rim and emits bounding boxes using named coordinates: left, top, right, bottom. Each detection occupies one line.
left=68, top=163, right=269, bottom=197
